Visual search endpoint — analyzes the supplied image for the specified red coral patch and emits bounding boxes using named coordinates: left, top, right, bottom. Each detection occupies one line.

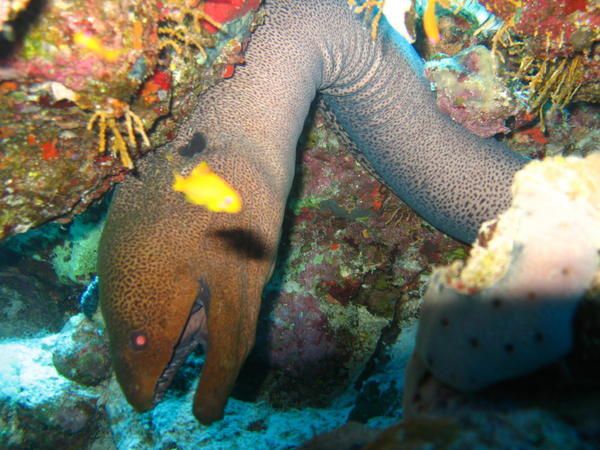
left=203, top=0, right=261, bottom=33
left=41, top=141, right=59, bottom=160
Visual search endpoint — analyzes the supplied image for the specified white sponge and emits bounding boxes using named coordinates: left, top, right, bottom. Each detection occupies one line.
left=412, top=153, right=600, bottom=391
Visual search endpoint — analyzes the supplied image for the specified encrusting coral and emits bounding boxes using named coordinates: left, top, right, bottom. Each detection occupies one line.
left=424, top=45, right=523, bottom=137
left=405, top=152, right=600, bottom=409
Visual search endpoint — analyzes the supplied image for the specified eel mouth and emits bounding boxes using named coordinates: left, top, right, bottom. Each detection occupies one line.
left=154, top=293, right=209, bottom=404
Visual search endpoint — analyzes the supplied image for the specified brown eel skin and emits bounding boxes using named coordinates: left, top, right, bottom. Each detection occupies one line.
left=99, top=149, right=283, bottom=424
left=98, top=0, right=528, bottom=424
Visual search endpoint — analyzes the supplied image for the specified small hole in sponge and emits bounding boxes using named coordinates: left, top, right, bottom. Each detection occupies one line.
left=468, top=337, right=480, bottom=348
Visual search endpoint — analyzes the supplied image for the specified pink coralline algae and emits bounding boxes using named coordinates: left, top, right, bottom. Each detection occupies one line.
left=263, top=294, right=338, bottom=377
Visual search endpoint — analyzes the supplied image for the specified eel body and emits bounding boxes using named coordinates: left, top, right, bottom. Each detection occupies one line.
left=98, top=0, right=528, bottom=424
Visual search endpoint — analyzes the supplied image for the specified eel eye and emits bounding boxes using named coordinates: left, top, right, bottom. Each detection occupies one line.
left=130, top=330, right=148, bottom=350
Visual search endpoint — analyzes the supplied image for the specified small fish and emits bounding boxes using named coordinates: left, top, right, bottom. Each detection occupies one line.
left=173, top=161, right=242, bottom=213
left=73, top=32, right=122, bottom=62
left=423, top=0, right=453, bottom=44
left=80, top=276, right=99, bottom=320
left=423, top=0, right=441, bottom=44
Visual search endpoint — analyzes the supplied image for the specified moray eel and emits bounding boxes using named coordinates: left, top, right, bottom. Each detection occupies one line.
left=98, top=0, right=528, bottom=424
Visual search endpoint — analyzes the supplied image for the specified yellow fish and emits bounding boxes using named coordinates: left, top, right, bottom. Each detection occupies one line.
left=73, top=32, right=122, bottom=62
left=423, top=0, right=451, bottom=45
left=173, top=161, right=242, bottom=213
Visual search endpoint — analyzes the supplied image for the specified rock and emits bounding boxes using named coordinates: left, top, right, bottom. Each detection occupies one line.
left=0, top=333, right=103, bottom=449
left=0, top=268, right=63, bottom=339
left=0, top=0, right=262, bottom=240
left=364, top=408, right=593, bottom=450
left=52, top=314, right=111, bottom=387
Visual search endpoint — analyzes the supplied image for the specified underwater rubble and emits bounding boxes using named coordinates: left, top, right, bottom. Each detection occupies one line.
left=0, top=0, right=599, bottom=449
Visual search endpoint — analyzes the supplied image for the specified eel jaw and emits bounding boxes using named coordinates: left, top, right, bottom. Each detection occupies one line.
left=153, top=292, right=209, bottom=404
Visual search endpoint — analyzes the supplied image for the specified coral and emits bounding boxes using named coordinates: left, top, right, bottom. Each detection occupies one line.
left=425, top=45, right=524, bottom=137
left=348, top=0, right=385, bottom=40
left=483, top=0, right=598, bottom=59
left=410, top=0, right=597, bottom=141
left=51, top=213, right=105, bottom=285
left=157, top=5, right=224, bottom=63
left=407, top=152, right=600, bottom=394
left=86, top=99, right=150, bottom=169
left=487, top=0, right=599, bottom=113
left=258, top=291, right=387, bottom=405
left=0, top=0, right=262, bottom=240
left=0, top=91, right=597, bottom=450
left=503, top=103, right=599, bottom=161
left=262, top=294, right=339, bottom=378
left=410, top=0, right=503, bottom=58
left=250, top=107, right=465, bottom=408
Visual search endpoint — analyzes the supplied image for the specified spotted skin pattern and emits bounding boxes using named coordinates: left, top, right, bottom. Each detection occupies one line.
left=99, top=0, right=528, bottom=424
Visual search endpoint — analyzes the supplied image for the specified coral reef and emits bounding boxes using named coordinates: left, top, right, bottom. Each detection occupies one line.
left=424, top=45, right=524, bottom=137
left=0, top=325, right=105, bottom=449
left=0, top=0, right=262, bottom=240
left=0, top=106, right=597, bottom=450
left=485, top=0, right=599, bottom=111
left=50, top=214, right=105, bottom=285
left=0, top=266, right=63, bottom=338
left=407, top=0, right=598, bottom=148
left=506, top=104, right=599, bottom=159
left=0, top=0, right=597, bottom=447
left=250, top=107, right=465, bottom=407
left=0, top=98, right=468, bottom=445
left=405, top=152, right=600, bottom=406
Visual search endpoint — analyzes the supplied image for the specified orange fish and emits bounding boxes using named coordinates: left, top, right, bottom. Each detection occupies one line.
left=424, top=0, right=452, bottom=44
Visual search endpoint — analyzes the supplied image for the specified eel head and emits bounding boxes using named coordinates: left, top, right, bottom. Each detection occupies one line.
left=98, top=152, right=283, bottom=423
left=98, top=228, right=209, bottom=412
